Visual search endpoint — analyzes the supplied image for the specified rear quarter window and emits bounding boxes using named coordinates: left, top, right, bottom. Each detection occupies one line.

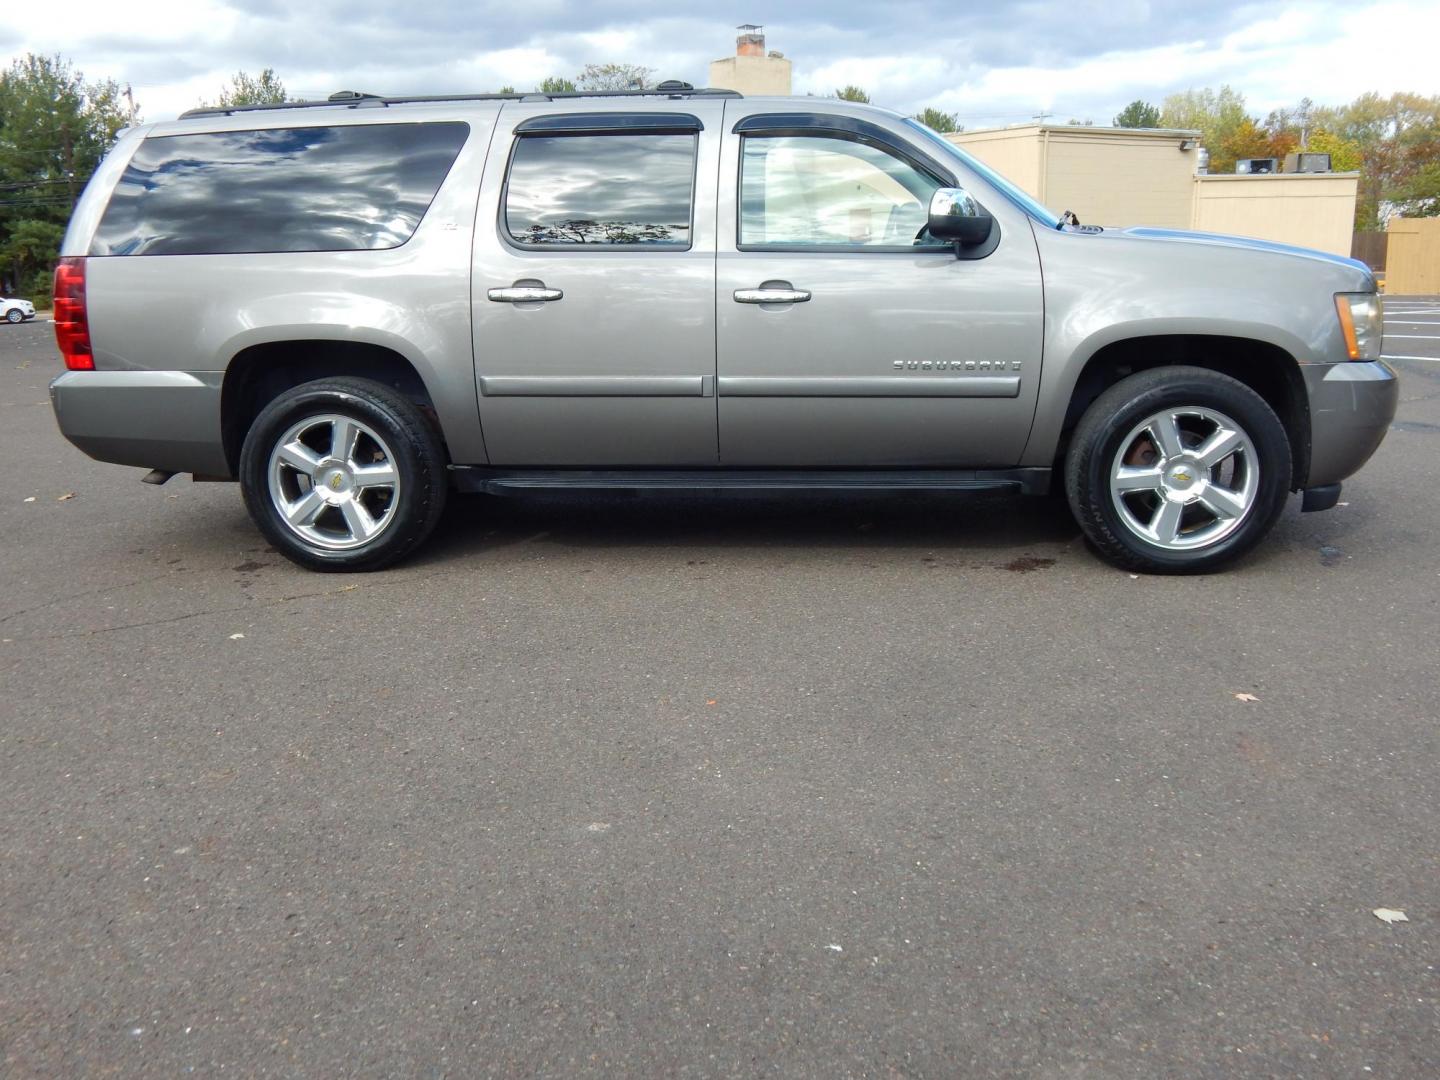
left=91, top=122, right=469, bottom=256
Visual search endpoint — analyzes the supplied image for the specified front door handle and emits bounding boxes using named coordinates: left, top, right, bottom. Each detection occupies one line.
left=734, top=282, right=811, bottom=305
left=488, top=283, right=563, bottom=303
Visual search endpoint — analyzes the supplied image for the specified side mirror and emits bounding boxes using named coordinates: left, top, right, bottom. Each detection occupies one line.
left=928, top=187, right=994, bottom=247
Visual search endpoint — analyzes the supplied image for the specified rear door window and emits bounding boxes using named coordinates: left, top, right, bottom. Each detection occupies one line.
left=503, top=133, right=696, bottom=249
left=92, top=122, right=469, bottom=256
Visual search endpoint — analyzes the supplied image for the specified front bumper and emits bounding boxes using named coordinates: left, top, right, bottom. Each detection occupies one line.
left=50, top=370, right=230, bottom=477
left=1302, top=360, right=1398, bottom=487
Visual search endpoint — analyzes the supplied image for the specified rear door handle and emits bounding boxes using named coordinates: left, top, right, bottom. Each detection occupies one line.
left=488, top=284, right=563, bottom=303
left=734, top=284, right=811, bottom=305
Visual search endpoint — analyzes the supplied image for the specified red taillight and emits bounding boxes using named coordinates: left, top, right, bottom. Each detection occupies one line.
left=53, top=257, right=93, bottom=371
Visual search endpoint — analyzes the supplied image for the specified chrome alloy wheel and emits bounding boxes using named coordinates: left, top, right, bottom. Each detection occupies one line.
left=267, top=413, right=400, bottom=550
left=1108, top=406, right=1259, bottom=551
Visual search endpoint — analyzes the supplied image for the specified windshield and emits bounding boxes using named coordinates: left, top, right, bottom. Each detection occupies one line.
left=903, top=118, right=1063, bottom=229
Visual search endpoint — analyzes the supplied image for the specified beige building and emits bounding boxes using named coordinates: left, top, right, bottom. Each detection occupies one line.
left=950, top=124, right=1202, bottom=230
left=1192, top=173, right=1359, bottom=256
left=709, top=25, right=792, bottom=96
left=948, top=123, right=1360, bottom=256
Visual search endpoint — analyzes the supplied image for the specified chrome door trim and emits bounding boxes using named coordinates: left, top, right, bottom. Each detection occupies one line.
left=733, top=287, right=811, bottom=304
left=716, top=376, right=1021, bottom=398
left=478, top=375, right=708, bottom=397
left=487, top=286, right=563, bottom=303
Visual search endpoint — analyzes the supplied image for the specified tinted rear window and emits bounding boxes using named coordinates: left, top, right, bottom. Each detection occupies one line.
left=503, top=134, right=695, bottom=248
left=92, top=122, right=469, bottom=256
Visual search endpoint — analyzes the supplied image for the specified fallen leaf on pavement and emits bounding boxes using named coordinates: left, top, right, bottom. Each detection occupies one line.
left=1234, top=693, right=1260, bottom=703
left=228, top=633, right=245, bottom=640
left=1373, top=908, right=1408, bottom=924
left=23, top=496, right=35, bottom=503
left=56, top=492, right=75, bottom=501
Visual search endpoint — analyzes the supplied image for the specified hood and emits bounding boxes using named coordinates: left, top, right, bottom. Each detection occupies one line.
left=1113, top=226, right=1373, bottom=277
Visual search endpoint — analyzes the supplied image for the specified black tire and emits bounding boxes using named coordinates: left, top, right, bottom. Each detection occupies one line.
left=239, top=377, right=448, bottom=572
left=5, top=308, right=21, bottom=323
left=1064, top=366, right=1292, bottom=574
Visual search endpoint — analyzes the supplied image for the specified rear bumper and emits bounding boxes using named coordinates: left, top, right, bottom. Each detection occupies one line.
left=1302, top=360, right=1398, bottom=487
left=50, top=370, right=230, bottom=477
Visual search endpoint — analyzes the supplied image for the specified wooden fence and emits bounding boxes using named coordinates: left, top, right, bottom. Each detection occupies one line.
left=1350, top=231, right=1388, bottom=272
left=1386, top=218, right=1440, bottom=295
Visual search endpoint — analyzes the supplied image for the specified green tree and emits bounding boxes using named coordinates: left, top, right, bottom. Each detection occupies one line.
left=1113, top=100, right=1161, bottom=128
left=0, top=54, right=132, bottom=300
left=912, top=107, right=962, bottom=134
left=214, top=68, right=288, bottom=108
left=1161, top=85, right=1252, bottom=173
left=539, top=76, right=576, bottom=94
left=1390, top=161, right=1440, bottom=217
left=835, top=85, right=871, bottom=103
left=576, top=64, right=654, bottom=91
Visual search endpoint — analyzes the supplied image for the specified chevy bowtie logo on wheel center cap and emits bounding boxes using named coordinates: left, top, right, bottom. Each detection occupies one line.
left=329, top=472, right=345, bottom=491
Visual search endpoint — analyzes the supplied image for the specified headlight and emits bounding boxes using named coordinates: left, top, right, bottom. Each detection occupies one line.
left=1335, top=293, right=1383, bottom=361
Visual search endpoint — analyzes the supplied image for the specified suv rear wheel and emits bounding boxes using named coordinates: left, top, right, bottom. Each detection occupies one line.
left=1065, top=366, right=1292, bottom=574
left=239, top=377, right=448, bottom=571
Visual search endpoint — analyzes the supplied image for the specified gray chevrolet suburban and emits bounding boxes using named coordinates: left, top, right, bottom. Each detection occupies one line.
left=49, top=85, right=1398, bottom=573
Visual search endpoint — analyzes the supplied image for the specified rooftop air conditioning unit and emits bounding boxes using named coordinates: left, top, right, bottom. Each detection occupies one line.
left=1236, top=158, right=1278, bottom=174
left=1284, top=152, right=1332, bottom=173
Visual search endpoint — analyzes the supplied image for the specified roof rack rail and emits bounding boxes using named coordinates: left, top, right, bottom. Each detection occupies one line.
left=179, top=84, right=742, bottom=120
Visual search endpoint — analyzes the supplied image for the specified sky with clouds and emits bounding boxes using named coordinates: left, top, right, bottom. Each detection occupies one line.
left=3, top=0, right=1438, bottom=125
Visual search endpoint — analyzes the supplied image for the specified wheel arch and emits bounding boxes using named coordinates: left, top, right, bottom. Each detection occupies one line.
left=221, top=340, right=445, bottom=476
left=1045, top=333, right=1310, bottom=491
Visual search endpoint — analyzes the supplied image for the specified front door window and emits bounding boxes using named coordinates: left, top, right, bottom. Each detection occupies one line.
left=739, top=135, right=949, bottom=250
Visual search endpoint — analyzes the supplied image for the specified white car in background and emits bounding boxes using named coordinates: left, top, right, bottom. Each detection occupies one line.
left=3, top=296, right=36, bottom=324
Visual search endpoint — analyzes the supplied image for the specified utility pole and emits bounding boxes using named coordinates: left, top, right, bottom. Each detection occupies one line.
left=123, top=84, right=136, bottom=125
left=1032, top=110, right=1053, bottom=125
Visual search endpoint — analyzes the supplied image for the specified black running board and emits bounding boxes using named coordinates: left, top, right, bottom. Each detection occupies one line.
left=451, top=467, right=1051, bottom=496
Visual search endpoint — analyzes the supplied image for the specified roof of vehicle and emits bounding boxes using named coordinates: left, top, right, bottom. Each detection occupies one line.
left=180, top=83, right=740, bottom=120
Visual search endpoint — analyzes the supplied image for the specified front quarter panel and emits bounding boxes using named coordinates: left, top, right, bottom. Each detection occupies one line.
left=1022, top=228, right=1373, bottom=467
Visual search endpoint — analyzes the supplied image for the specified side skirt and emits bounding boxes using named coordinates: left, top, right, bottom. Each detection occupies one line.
left=450, top=467, right=1052, bottom=497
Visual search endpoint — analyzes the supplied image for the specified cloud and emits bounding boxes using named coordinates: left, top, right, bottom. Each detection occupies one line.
left=3, top=0, right=1437, bottom=123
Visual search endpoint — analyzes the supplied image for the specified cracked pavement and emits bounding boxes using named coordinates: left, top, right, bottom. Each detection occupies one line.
left=2, top=312, right=1439, bottom=1077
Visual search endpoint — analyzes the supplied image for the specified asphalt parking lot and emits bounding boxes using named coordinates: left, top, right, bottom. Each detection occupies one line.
left=2, top=302, right=1438, bottom=1078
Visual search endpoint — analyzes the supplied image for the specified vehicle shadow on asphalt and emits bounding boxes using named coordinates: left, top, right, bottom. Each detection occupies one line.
left=414, top=489, right=1084, bottom=564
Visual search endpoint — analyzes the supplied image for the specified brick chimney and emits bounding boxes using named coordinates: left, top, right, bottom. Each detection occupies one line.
left=711, top=24, right=791, bottom=95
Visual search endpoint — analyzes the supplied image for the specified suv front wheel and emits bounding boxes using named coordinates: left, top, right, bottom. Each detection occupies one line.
left=1065, top=366, right=1292, bottom=574
left=239, top=377, right=448, bottom=571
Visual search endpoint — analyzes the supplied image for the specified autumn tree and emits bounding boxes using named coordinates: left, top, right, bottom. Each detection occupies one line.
left=1306, top=129, right=1364, bottom=172
left=1314, top=91, right=1440, bottom=228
